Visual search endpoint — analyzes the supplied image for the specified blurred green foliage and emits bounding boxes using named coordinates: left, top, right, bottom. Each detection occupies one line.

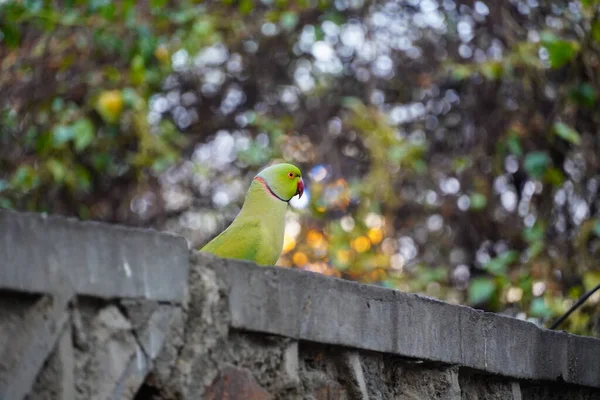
left=0, top=0, right=198, bottom=216
left=1, top=0, right=599, bottom=336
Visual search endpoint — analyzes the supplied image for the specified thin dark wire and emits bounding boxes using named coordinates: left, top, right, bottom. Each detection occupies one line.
left=549, top=283, right=600, bottom=330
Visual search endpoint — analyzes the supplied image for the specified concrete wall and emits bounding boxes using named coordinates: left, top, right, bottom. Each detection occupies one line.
left=0, top=210, right=599, bottom=400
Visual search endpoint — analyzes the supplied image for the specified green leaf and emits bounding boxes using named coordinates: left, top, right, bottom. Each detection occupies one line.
left=341, top=96, right=364, bottom=111
left=530, top=297, right=552, bottom=318
left=583, top=270, right=600, bottom=291
left=0, top=179, right=8, bottom=192
left=524, top=152, right=551, bottom=179
left=544, top=167, right=565, bottom=186
left=452, top=156, right=472, bottom=173
left=523, top=224, right=545, bottom=243
left=35, top=131, right=53, bottom=154
left=570, top=83, right=597, bottom=108
left=499, top=250, right=519, bottom=264
left=506, top=134, right=523, bottom=157
left=469, top=193, right=487, bottom=210
left=238, top=0, right=254, bottom=15
left=553, top=122, right=581, bottom=145
left=418, top=266, right=447, bottom=285
left=321, top=11, right=346, bottom=25
left=580, top=0, right=598, bottom=8
left=527, top=241, right=545, bottom=259
left=314, top=25, right=325, bottom=41
left=481, top=61, right=503, bottom=80
left=136, top=26, right=156, bottom=61
left=92, top=153, right=111, bottom=172
left=74, top=165, right=92, bottom=192
left=449, top=64, right=473, bottom=80
left=130, top=54, right=146, bottom=85
left=11, top=165, right=40, bottom=192
left=593, top=220, right=600, bottom=237
left=485, top=250, right=518, bottom=275
left=592, top=19, right=600, bottom=43
left=60, top=10, right=80, bottom=25
left=47, top=159, right=67, bottom=183
left=518, top=275, right=533, bottom=292
left=99, top=3, right=116, bottom=20
left=541, top=33, right=580, bottom=69
left=151, top=0, right=168, bottom=8
left=468, top=277, right=496, bottom=304
left=151, top=155, right=176, bottom=174
left=547, top=42, right=578, bottom=68
left=0, top=20, right=22, bottom=48
left=73, top=118, right=95, bottom=152
left=413, top=160, right=428, bottom=174
left=122, top=88, right=144, bottom=110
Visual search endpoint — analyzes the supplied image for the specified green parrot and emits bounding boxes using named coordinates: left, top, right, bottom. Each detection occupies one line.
left=200, top=163, right=304, bottom=266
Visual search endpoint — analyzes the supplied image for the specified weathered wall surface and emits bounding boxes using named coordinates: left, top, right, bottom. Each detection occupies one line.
left=0, top=210, right=599, bottom=400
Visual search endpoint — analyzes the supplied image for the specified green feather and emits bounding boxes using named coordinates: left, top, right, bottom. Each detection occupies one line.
left=200, top=163, right=303, bottom=266
left=200, top=219, right=260, bottom=261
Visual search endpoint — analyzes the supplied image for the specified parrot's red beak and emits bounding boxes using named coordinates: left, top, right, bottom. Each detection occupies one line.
left=296, top=179, right=304, bottom=199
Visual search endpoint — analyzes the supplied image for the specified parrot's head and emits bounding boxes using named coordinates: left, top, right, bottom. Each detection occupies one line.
left=255, top=163, right=304, bottom=202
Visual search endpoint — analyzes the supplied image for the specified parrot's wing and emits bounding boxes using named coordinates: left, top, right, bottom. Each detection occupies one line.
left=200, top=218, right=261, bottom=262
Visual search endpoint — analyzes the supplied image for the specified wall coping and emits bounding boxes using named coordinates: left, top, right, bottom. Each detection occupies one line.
left=0, top=210, right=189, bottom=302
left=207, top=256, right=600, bottom=389
left=1, top=210, right=598, bottom=389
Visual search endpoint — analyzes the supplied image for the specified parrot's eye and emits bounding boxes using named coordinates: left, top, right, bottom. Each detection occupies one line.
left=288, top=172, right=294, bottom=178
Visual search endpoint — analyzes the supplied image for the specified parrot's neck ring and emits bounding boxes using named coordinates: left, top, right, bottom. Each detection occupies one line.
left=254, top=176, right=290, bottom=203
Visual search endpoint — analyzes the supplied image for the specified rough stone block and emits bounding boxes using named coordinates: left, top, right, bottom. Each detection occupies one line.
left=396, top=365, right=461, bottom=400
left=459, top=373, right=522, bottom=400
left=77, top=305, right=140, bottom=400
left=339, top=352, right=369, bottom=400
left=0, top=288, right=73, bottom=400
left=136, top=306, right=185, bottom=398
left=166, top=254, right=230, bottom=399
left=0, top=210, right=189, bottom=302
left=283, top=341, right=300, bottom=385
left=27, top=320, right=76, bottom=400
left=204, top=364, right=272, bottom=400
left=311, top=381, right=347, bottom=400
left=73, top=302, right=181, bottom=400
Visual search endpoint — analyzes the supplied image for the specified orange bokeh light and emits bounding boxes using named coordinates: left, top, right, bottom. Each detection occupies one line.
left=351, top=236, right=371, bottom=253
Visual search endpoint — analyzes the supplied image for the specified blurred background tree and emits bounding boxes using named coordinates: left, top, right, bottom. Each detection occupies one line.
left=1, top=0, right=599, bottom=336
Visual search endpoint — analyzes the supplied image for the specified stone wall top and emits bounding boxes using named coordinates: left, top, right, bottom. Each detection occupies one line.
left=206, top=254, right=600, bottom=389
left=0, top=210, right=189, bottom=302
